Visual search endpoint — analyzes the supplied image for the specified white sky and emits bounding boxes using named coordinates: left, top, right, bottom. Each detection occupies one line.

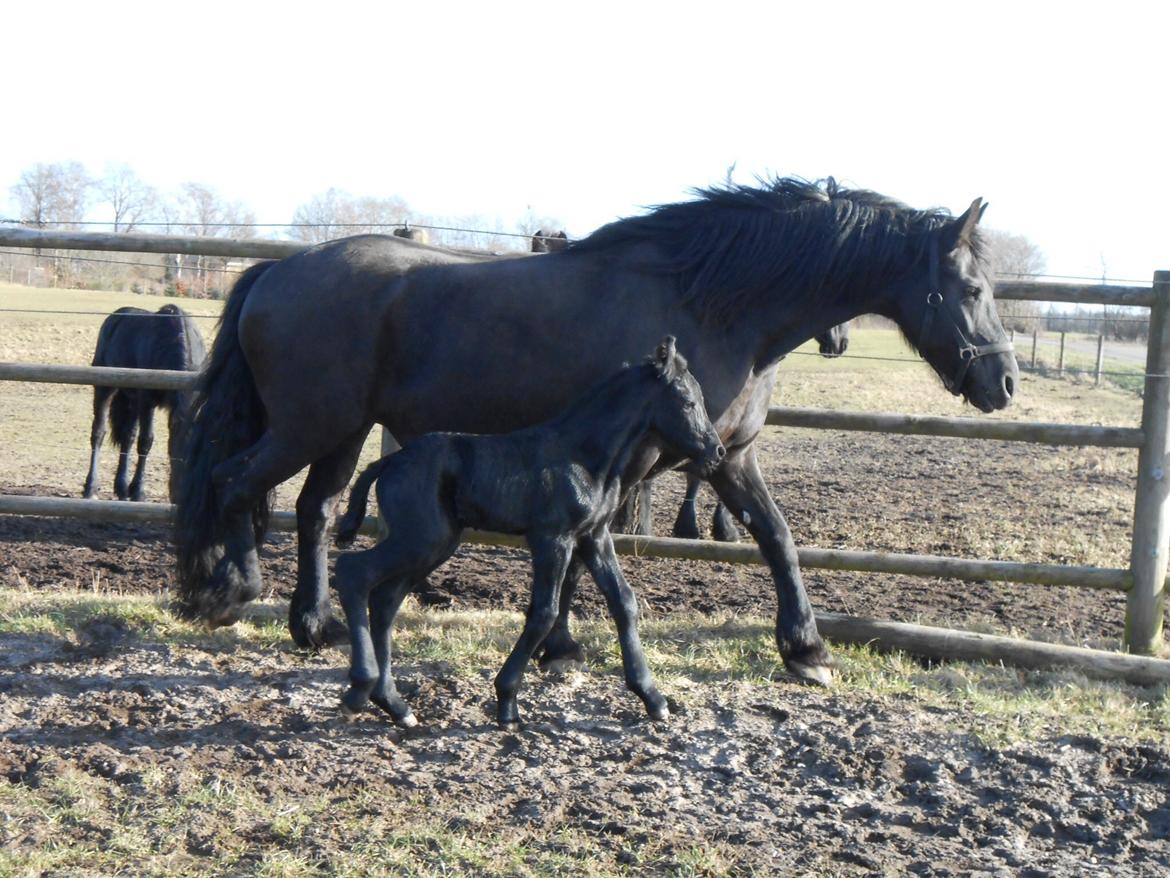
left=2, top=1, right=1166, bottom=281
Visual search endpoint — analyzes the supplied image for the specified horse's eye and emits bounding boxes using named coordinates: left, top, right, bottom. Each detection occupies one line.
left=964, top=285, right=982, bottom=299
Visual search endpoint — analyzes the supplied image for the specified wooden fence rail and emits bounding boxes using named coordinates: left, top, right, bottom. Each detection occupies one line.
left=0, top=362, right=1146, bottom=449
left=1, top=228, right=1166, bottom=663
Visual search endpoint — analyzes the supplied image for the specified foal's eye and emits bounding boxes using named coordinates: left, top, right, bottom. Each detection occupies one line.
left=963, top=285, right=982, bottom=299
left=683, top=401, right=696, bottom=411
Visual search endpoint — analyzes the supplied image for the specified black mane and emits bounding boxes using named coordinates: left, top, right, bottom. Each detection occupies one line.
left=572, top=176, right=986, bottom=326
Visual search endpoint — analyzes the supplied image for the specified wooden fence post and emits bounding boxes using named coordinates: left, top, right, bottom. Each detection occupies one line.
left=1058, top=332, right=1066, bottom=376
left=1126, top=270, right=1170, bottom=655
left=1031, top=330, right=1039, bottom=368
left=1095, top=334, right=1105, bottom=386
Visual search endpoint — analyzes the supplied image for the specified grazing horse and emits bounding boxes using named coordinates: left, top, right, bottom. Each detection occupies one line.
left=531, top=229, right=569, bottom=252
left=333, top=337, right=724, bottom=728
left=175, top=177, right=1016, bottom=687
left=617, top=320, right=852, bottom=540
left=83, top=305, right=206, bottom=502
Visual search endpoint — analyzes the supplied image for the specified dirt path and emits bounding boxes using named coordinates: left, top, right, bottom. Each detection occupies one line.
left=2, top=614, right=1169, bottom=876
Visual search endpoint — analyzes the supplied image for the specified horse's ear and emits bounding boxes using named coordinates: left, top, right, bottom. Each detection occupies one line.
left=654, top=336, right=679, bottom=379
left=944, top=197, right=984, bottom=251
left=555, top=231, right=567, bottom=240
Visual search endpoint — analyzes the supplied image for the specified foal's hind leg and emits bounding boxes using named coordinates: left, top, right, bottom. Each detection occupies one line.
left=82, top=387, right=114, bottom=498
left=368, top=580, right=418, bottom=726
left=290, top=431, right=369, bottom=650
left=127, top=400, right=155, bottom=502
left=580, top=529, right=668, bottom=721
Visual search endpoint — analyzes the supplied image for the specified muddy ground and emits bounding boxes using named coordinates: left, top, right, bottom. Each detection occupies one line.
left=1, top=611, right=1169, bottom=876
left=3, top=426, right=1166, bottom=874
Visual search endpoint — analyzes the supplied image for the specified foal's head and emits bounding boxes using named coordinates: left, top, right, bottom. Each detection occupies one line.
left=646, top=336, right=725, bottom=475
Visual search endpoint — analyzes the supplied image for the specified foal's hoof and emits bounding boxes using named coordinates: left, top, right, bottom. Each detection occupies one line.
left=540, top=656, right=587, bottom=675
left=341, top=687, right=370, bottom=717
left=291, top=613, right=350, bottom=651
left=784, top=657, right=834, bottom=687
left=498, top=719, right=521, bottom=733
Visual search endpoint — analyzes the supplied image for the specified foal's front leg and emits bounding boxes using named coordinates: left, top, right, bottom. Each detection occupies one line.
left=579, top=528, right=668, bottom=721
left=495, top=536, right=573, bottom=729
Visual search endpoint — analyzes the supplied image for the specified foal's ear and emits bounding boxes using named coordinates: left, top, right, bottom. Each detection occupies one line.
left=943, top=197, right=985, bottom=251
left=654, top=336, right=684, bottom=380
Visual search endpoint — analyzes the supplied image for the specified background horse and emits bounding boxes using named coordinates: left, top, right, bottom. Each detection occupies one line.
left=83, top=305, right=205, bottom=502
left=617, top=320, right=852, bottom=541
left=531, top=229, right=569, bottom=252
left=333, top=337, right=723, bottom=728
left=176, top=177, right=1017, bottom=687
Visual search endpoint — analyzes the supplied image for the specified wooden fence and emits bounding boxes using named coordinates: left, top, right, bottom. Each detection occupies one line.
left=1, top=227, right=1167, bottom=673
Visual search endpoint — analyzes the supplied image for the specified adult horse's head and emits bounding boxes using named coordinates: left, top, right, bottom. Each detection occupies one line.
left=886, top=199, right=1017, bottom=412
left=646, top=336, right=725, bottom=475
left=816, top=321, right=849, bottom=357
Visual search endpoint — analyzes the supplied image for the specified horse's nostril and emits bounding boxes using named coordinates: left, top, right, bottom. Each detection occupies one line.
left=715, top=444, right=726, bottom=460
left=840, top=339, right=849, bottom=353
left=1003, top=374, right=1015, bottom=399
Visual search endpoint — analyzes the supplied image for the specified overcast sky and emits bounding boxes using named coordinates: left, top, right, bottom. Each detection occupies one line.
left=2, top=1, right=1166, bottom=281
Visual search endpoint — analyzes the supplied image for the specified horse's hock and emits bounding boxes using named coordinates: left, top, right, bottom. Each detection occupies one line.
left=0, top=225, right=1167, bottom=677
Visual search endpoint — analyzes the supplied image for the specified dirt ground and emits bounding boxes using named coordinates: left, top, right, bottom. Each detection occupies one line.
left=1, top=605, right=1168, bottom=876
left=4, top=379, right=1167, bottom=875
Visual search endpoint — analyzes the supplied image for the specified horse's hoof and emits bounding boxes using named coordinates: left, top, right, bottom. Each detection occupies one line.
left=647, top=704, right=671, bottom=723
left=291, top=614, right=349, bottom=651
left=397, top=711, right=419, bottom=729
left=498, top=719, right=521, bottom=732
left=784, top=658, right=834, bottom=687
left=540, top=657, right=587, bottom=675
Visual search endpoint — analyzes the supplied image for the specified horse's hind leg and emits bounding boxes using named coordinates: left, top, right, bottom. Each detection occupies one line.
left=290, top=430, right=370, bottom=650
left=368, top=580, right=417, bottom=726
left=580, top=529, right=668, bottom=722
left=127, top=400, right=155, bottom=502
left=113, top=405, right=139, bottom=501
left=82, top=387, right=113, bottom=498
left=496, top=536, right=573, bottom=729
left=205, top=434, right=306, bottom=627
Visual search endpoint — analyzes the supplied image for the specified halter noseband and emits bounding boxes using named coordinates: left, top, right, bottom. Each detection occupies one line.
left=920, top=234, right=1014, bottom=395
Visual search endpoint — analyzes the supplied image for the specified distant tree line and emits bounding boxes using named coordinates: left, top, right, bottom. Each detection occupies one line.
left=2, top=161, right=565, bottom=298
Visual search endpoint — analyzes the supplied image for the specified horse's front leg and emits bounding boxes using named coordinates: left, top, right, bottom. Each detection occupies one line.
left=707, top=445, right=832, bottom=685
left=579, top=528, right=668, bottom=721
left=671, top=474, right=703, bottom=539
left=290, top=431, right=369, bottom=650
left=496, top=536, right=573, bottom=729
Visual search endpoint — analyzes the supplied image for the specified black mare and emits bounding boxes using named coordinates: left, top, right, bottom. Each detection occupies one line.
left=176, top=177, right=1017, bottom=687
left=618, top=320, right=851, bottom=542
left=83, top=305, right=206, bottom=502
left=332, top=338, right=724, bottom=728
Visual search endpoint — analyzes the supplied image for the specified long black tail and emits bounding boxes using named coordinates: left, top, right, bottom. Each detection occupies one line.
left=335, top=456, right=396, bottom=547
left=174, top=260, right=277, bottom=617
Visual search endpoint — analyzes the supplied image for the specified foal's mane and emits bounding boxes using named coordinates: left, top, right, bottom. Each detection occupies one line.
left=571, top=176, right=987, bottom=327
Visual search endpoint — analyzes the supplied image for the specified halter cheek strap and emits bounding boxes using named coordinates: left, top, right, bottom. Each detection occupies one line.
left=920, top=234, right=1015, bottom=395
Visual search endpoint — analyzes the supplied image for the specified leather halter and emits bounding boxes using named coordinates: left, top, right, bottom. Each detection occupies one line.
left=920, top=234, right=1015, bottom=395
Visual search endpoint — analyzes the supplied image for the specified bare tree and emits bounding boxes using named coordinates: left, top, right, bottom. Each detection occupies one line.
left=983, top=228, right=1046, bottom=332
left=176, top=182, right=257, bottom=297
left=97, top=164, right=157, bottom=232
left=10, top=161, right=91, bottom=228
left=290, top=189, right=411, bottom=244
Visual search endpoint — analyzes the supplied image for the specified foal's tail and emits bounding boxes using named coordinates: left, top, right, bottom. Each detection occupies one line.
left=174, top=260, right=277, bottom=619
left=335, top=456, right=396, bottom=548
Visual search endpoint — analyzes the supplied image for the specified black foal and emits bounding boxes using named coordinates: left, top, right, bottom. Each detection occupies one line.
left=333, top=337, right=725, bottom=729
